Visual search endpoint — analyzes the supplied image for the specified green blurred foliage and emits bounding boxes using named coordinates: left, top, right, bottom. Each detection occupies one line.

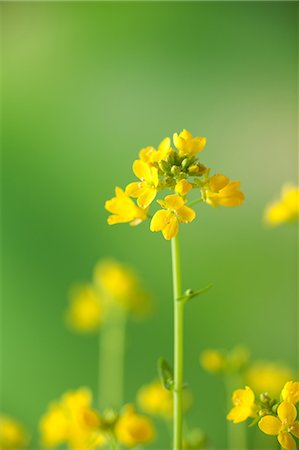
left=1, top=2, right=297, bottom=449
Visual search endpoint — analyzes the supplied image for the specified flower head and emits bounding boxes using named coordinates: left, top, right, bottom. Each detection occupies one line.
left=150, top=194, right=195, bottom=240
left=282, top=381, right=299, bottom=405
left=203, top=174, right=245, bottom=207
left=126, top=160, right=159, bottom=208
left=115, top=405, right=155, bottom=448
left=137, top=381, right=173, bottom=419
left=105, top=187, right=148, bottom=226
left=264, top=185, right=299, bottom=226
left=173, top=129, right=206, bottom=157
left=66, top=285, right=102, bottom=333
left=139, top=137, right=172, bottom=165
left=258, top=401, right=299, bottom=450
left=0, top=416, right=28, bottom=450
left=227, top=386, right=257, bottom=424
left=200, top=350, right=226, bottom=374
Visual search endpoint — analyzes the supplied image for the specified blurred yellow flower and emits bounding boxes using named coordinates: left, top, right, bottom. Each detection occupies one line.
left=175, top=179, right=193, bottom=196
left=126, top=160, right=159, bottom=208
left=94, top=259, right=151, bottom=315
left=66, top=285, right=102, bottom=332
left=200, top=350, right=226, bottom=374
left=137, top=381, right=173, bottom=419
left=258, top=401, right=299, bottom=450
left=105, top=187, right=148, bottom=226
left=227, top=386, right=257, bottom=424
left=282, top=381, right=299, bottom=405
left=246, top=362, right=294, bottom=398
left=40, top=388, right=106, bottom=450
left=173, top=129, right=206, bottom=157
left=204, top=174, right=245, bottom=207
left=139, top=137, right=171, bottom=164
left=264, top=185, right=299, bottom=226
left=115, top=405, right=155, bottom=448
left=150, top=194, right=195, bottom=240
left=0, top=416, right=28, bottom=450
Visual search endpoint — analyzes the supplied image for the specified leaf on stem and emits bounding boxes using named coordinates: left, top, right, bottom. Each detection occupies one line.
left=157, top=357, right=174, bottom=391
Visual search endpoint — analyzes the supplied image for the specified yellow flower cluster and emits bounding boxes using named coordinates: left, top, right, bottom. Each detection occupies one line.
left=0, top=416, right=28, bottom=450
left=66, top=259, right=151, bottom=332
left=200, top=346, right=250, bottom=375
left=40, top=389, right=155, bottom=450
left=105, top=129, right=245, bottom=240
left=264, top=184, right=299, bottom=226
left=227, top=381, right=299, bottom=450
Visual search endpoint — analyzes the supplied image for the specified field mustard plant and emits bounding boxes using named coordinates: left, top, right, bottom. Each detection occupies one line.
left=66, top=260, right=151, bottom=410
left=227, top=380, right=299, bottom=450
left=0, top=416, right=28, bottom=450
left=105, top=129, right=244, bottom=450
left=264, top=184, right=299, bottom=226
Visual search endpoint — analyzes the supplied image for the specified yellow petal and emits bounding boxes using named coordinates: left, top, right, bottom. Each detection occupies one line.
left=115, top=186, right=127, bottom=198
left=282, top=381, right=299, bottom=404
left=175, top=179, right=193, bottom=196
left=150, top=166, right=159, bottom=187
left=150, top=210, right=170, bottom=232
left=158, top=137, right=171, bottom=153
left=164, top=194, right=184, bottom=211
left=258, top=416, right=281, bottom=436
left=107, top=215, right=128, bottom=225
left=162, top=215, right=179, bottom=240
left=278, top=402, right=297, bottom=425
left=125, top=182, right=144, bottom=197
left=133, top=160, right=152, bottom=181
left=227, top=405, right=252, bottom=424
left=177, top=206, right=196, bottom=223
left=278, top=431, right=296, bottom=450
left=209, top=174, right=229, bottom=192
left=179, top=129, right=193, bottom=140
left=137, top=187, right=157, bottom=208
left=290, top=421, right=299, bottom=439
left=173, top=133, right=184, bottom=152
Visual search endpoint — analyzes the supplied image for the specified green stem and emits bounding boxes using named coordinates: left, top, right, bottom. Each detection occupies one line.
left=186, top=198, right=203, bottom=208
left=99, top=306, right=127, bottom=409
left=171, top=236, right=184, bottom=450
left=225, top=374, right=247, bottom=450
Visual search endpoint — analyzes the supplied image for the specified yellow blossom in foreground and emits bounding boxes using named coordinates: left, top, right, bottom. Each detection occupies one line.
left=200, top=350, right=226, bottom=374
left=0, top=416, right=28, bottom=450
left=66, top=285, right=102, bottom=332
left=105, top=187, right=148, bottom=226
left=264, top=185, right=299, bottom=226
left=94, top=259, right=151, bottom=315
left=139, top=137, right=171, bottom=164
left=150, top=194, right=195, bottom=240
left=126, top=160, right=159, bottom=208
left=227, top=386, right=257, bottom=424
left=173, top=129, right=206, bottom=157
left=246, top=363, right=294, bottom=398
left=258, top=401, right=299, bottom=450
left=204, top=174, right=245, bottom=207
left=40, top=388, right=106, bottom=450
left=137, top=381, right=173, bottom=419
left=282, top=381, right=299, bottom=405
left=115, top=405, right=155, bottom=448
left=175, top=179, right=193, bottom=196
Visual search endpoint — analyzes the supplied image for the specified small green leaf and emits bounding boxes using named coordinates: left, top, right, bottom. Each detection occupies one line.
left=178, top=283, right=213, bottom=303
left=157, top=357, right=174, bottom=391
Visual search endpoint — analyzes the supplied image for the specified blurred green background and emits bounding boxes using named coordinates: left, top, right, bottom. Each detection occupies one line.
left=1, top=2, right=298, bottom=449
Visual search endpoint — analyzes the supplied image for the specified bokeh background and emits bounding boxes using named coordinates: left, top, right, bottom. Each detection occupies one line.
left=1, top=2, right=298, bottom=449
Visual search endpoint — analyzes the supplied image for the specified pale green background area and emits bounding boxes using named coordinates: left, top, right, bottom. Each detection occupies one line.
left=1, top=2, right=298, bottom=449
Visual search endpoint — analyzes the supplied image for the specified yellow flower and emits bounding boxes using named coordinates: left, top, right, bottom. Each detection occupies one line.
left=94, top=260, right=151, bottom=315
left=150, top=194, right=195, bottom=240
left=105, top=187, right=148, bottom=226
left=264, top=185, right=299, bottom=226
left=204, top=174, right=245, bottom=207
left=139, top=137, right=171, bottom=164
left=137, top=381, right=173, bottom=419
left=173, top=129, right=206, bottom=157
left=66, top=285, right=102, bottom=332
left=175, top=179, right=193, bottom=196
left=200, top=350, right=226, bottom=374
left=126, top=160, right=159, bottom=208
left=258, top=401, right=299, bottom=450
left=115, top=405, right=155, bottom=448
left=282, top=381, right=299, bottom=405
left=227, top=386, right=257, bottom=423
left=40, top=388, right=106, bottom=450
left=0, top=416, right=28, bottom=450
left=246, top=363, right=294, bottom=398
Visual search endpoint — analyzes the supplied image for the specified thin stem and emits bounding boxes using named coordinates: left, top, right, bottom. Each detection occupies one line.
left=99, top=306, right=127, bottom=409
left=171, top=236, right=184, bottom=450
left=186, top=198, right=203, bottom=208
